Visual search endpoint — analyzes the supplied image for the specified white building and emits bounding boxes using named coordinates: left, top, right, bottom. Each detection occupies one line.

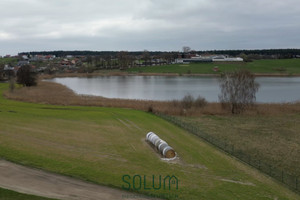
left=212, top=55, right=243, bottom=62
left=175, top=55, right=243, bottom=64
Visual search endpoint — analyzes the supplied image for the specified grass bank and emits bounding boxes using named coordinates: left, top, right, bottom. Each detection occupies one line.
left=0, top=83, right=299, bottom=199
left=127, top=59, right=300, bottom=75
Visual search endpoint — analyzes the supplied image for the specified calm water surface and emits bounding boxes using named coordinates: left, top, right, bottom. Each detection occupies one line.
left=49, top=76, right=300, bottom=103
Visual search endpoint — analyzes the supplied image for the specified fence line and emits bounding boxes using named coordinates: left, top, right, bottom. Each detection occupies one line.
left=157, top=113, right=300, bottom=193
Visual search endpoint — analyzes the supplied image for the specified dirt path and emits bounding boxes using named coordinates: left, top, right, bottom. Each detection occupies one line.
left=0, top=160, right=156, bottom=200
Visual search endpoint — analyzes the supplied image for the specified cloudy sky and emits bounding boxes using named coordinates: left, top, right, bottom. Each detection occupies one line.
left=0, top=0, right=300, bottom=55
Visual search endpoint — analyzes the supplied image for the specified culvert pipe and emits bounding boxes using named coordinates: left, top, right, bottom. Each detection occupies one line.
left=146, top=132, right=176, bottom=158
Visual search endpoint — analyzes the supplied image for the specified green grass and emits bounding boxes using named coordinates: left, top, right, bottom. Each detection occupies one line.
left=0, top=83, right=299, bottom=199
left=0, top=57, right=18, bottom=66
left=127, top=59, right=300, bottom=75
left=0, top=187, right=56, bottom=200
left=175, top=114, right=300, bottom=176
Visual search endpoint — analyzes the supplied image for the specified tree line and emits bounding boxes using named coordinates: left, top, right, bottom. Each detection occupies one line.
left=18, top=50, right=179, bottom=58
left=197, top=49, right=300, bottom=59
left=19, top=48, right=300, bottom=58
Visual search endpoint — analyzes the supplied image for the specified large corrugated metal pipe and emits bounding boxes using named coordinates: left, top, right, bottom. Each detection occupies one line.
left=146, top=132, right=176, bottom=158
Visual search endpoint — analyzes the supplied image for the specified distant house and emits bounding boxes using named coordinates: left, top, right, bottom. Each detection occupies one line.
left=175, top=54, right=243, bottom=64
left=45, top=55, right=55, bottom=60
left=26, top=54, right=55, bottom=61
left=3, top=64, right=15, bottom=77
left=17, top=60, right=30, bottom=66
left=176, top=55, right=213, bottom=64
left=60, top=59, right=80, bottom=69
left=60, top=59, right=72, bottom=67
left=22, top=55, right=29, bottom=60
left=4, top=64, right=14, bottom=71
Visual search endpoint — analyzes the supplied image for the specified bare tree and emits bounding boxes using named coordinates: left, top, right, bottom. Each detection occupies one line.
left=117, top=51, right=129, bottom=70
left=182, top=46, right=191, bottom=53
left=142, top=50, right=151, bottom=66
left=9, top=77, right=15, bottom=92
left=0, top=64, right=4, bottom=80
left=218, top=69, right=259, bottom=114
left=104, top=55, right=111, bottom=69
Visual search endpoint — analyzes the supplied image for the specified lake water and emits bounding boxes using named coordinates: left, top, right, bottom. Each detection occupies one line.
left=49, top=76, right=300, bottom=103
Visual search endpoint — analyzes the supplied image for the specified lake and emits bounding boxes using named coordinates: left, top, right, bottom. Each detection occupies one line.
left=49, top=76, right=300, bottom=103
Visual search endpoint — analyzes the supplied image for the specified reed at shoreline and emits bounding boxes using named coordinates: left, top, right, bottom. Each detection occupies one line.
left=4, top=80, right=300, bottom=116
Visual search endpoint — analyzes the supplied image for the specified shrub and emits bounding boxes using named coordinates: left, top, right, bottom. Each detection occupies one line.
left=147, top=105, right=153, bottom=113
left=181, top=95, right=194, bottom=109
left=172, top=99, right=180, bottom=107
left=194, top=96, right=207, bottom=108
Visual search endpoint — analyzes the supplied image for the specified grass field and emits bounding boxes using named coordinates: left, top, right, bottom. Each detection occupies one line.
left=0, top=188, right=56, bottom=200
left=0, top=83, right=299, bottom=199
left=174, top=114, right=300, bottom=176
left=127, top=59, right=300, bottom=75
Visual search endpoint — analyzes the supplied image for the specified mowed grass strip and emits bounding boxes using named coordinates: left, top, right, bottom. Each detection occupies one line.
left=0, top=84, right=299, bottom=199
left=127, top=59, right=300, bottom=75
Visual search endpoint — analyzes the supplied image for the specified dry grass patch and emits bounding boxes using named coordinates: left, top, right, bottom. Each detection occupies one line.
left=3, top=81, right=222, bottom=116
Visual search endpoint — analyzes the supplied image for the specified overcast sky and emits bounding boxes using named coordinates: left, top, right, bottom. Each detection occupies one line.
left=0, top=0, right=300, bottom=55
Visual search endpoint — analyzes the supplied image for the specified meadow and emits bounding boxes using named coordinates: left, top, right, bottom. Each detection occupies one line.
left=1, top=83, right=299, bottom=199
left=127, top=59, right=300, bottom=75
left=172, top=114, right=300, bottom=175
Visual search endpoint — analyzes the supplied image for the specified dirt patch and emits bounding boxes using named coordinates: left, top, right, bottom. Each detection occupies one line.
left=0, top=160, right=158, bottom=200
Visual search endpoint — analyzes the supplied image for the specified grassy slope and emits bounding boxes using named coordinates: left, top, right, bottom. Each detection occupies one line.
left=0, top=84, right=299, bottom=199
left=176, top=114, right=300, bottom=176
left=127, top=59, right=300, bottom=75
left=0, top=188, right=56, bottom=200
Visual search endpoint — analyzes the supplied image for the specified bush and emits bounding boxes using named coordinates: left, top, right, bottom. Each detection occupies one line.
left=194, top=96, right=207, bottom=108
left=171, top=95, right=207, bottom=112
left=147, top=105, right=153, bottom=113
left=181, top=95, right=194, bottom=109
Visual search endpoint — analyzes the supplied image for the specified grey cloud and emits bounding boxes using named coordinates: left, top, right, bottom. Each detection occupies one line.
left=0, top=0, right=300, bottom=55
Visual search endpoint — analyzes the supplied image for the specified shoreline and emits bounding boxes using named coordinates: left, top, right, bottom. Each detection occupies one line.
left=40, top=72, right=300, bottom=79
left=3, top=81, right=300, bottom=117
